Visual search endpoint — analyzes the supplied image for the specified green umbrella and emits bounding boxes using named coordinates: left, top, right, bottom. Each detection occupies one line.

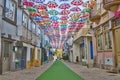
left=27, top=7, right=36, bottom=13
left=48, top=9, right=59, bottom=15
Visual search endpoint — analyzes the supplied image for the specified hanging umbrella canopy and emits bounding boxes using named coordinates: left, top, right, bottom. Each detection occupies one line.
left=59, top=3, right=71, bottom=9
left=60, top=10, right=70, bottom=15
left=27, top=7, right=36, bottom=13
left=50, top=16, right=59, bottom=21
left=59, top=0, right=69, bottom=1
left=36, top=3, right=46, bottom=10
left=60, top=16, right=69, bottom=20
left=48, top=9, right=59, bottom=15
left=30, top=12, right=40, bottom=17
left=33, top=0, right=45, bottom=3
left=41, top=15, right=49, bottom=19
left=33, top=16, right=43, bottom=21
left=47, top=1, right=58, bottom=8
left=81, top=8, right=91, bottom=13
left=39, top=10, right=48, bottom=15
left=23, top=1, right=34, bottom=7
left=71, top=0, right=83, bottom=6
left=60, top=20, right=68, bottom=24
left=70, top=7, right=81, bottom=12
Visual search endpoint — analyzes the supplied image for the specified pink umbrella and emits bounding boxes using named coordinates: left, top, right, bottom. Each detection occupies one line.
left=47, top=1, right=58, bottom=8
left=60, top=16, right=69, bottom=20
left=71, top=0, right=83, bottom=6
left=59, top=3, right=71, bottom=9
left=60, top=10, right=70, bottom=15
left=70, top=7, right=81, bottom=12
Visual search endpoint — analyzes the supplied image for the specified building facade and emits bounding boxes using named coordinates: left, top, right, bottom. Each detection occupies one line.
left=0, top=0, right=42, bottom=74
left=90, top=0, right=120, bottom=71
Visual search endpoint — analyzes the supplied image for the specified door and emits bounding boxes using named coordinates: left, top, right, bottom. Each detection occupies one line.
left=115, top=28, right=120, bottom=66
left=3, top=42, right=10, bottom=72
left=21, top=47, right=27, bottom=69
left=90, top=41, right=94, bottom=59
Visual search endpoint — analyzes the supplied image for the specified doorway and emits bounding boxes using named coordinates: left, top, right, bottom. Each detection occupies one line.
left=2, top=41, right=11, bottom=73
left=114, top=28, right=120, bottom=67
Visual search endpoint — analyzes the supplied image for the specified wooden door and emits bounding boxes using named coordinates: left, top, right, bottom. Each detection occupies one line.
left=115, top=28, right=120, bottom=66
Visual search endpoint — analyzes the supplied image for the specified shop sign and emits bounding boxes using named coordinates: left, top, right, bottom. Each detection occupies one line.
left=114, top=10, right=120, bottom=18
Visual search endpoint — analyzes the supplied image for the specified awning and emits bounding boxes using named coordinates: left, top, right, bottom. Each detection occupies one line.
left=23, top=43, right=34, bottom=48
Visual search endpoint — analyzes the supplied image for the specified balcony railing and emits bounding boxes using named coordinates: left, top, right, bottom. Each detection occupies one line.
left=103, top=0, right=120, bottom=12
left=90, top=8, right=101, bottom=24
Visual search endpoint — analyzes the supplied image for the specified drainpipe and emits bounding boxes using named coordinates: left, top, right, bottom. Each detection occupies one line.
left=0, top=2, right=3, bottom=74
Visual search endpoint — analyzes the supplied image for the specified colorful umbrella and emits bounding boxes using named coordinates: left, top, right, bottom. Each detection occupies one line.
left=30, top=12, right=40, bottom=17
left=27, top=7, right=36, bottom=13
left=59, top=0, right=69, bottom=1
left=47, top=1, right=58, bottom=8
left=70, top=7, right=81, bottom=12
left=39, top=10, right=48, bottom=15
left=60, top=16, right=69, bottom=20
left=50, top=16, right=59, bottom=21
left=33, top=0, right=45, bottom=3
left=36, top=3, right=46, bottom=10
left=59, top=3, right=71, bottom=9
left=60, top=20, right=68, bottom=24
left=60, top=10, right=70, bottom=15
left=71, top=0, right=83, bottom=6
left=48, top=9, right=59, bottom=15
left=23, top=1, right=34, bottom=7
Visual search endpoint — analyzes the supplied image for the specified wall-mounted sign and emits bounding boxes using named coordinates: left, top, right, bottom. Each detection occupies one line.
left=114, top=10, right=120, bottom=18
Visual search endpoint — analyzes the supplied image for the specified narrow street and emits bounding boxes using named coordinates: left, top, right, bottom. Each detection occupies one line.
left=0, top=60, right=120, bottom=80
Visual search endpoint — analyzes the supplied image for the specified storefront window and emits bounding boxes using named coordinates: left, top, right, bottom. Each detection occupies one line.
left=5, top=0, right=16, bottom=22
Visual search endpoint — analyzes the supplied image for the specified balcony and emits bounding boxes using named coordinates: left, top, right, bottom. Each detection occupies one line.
left=103, top=0, right=120, bottom=12
left=90, top=9, right=101, bottom=24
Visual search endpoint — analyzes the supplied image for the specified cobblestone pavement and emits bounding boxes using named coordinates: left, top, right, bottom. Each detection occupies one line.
left=64, top=61, right=120, bottom=80
left=0, top=61, right=53, bottom=80
left=0, top=60, right=120, bottom=80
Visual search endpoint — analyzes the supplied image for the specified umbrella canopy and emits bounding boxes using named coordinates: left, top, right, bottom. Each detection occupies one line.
left=50, top=16, right=59, bottom=21
left=39, top=10, right=48, bottom=15
left=47, top=1, right=58, bottom=8
left=27, top=7, right=36, bottom=13
left=36, top=3, right=46, bottom=10
left=59, top=3, right=71, bottom=9
left=23, top=1, right=34, bottom=7
left=71, top=0, right=83, bottom=6
left=60, top=16, right=69, bottom=20
left=70, top=7, right=81, bottom=12
left=60, top=10, right=70, bottom=15
left=48, top=9, right=59, bottom=15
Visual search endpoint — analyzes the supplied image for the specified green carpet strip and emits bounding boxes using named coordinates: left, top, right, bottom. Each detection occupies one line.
left=36, top=60, right=84, bottom=80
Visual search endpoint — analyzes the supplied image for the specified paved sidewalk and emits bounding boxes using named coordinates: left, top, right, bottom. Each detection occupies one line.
left=0, top=62, right=53, bottom=80
left=0, top=60, right=120, bottom=80
left=64, top=61, right=120, bottom=80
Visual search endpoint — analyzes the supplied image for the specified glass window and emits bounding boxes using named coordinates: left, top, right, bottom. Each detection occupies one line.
left=114, top=18, right=120, bottom=27
left=5, top=0, right=16, bottom=22
left=28, top=19, right=32, bottom=30
left=104, top=31, right=112, bottom=49
left=22, top=13, right=28, bottom=27
left=32, top=22, right=36, bottom=33
left=4, top=42, right=10, bottom=57
left=97, top=34, right=103, bottom=50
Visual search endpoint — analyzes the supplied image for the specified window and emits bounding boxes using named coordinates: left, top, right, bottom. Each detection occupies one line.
left=97, top=34, right=103, bottom=50
left=114, top=18, right=120, bottom=27
left=96, top=22, right=112, bottom=51
left=103, top=23, right=112, bottom=50
left=32, top=22, right=36, bottom=33
left=4, top=0, right=16, bottom=22
left=104, top=31, right=112, bottom=49
left=28, top=18, right=32, bottom=30
left=22, top=13, right=28, bottom=27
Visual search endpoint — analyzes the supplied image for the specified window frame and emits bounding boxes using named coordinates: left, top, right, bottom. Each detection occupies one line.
left=3, top=0, right=17, bottom=25
left=22, top=11, right=28, bottom=28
